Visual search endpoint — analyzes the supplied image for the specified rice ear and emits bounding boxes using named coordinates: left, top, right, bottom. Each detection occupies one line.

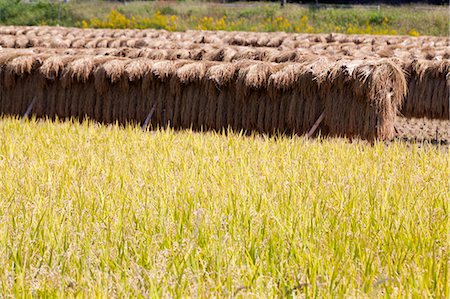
left=62, top=56, right=111, bottom=86
left=62, top=57, right=96, bottom=85
left=40, top=55, right=77, bottom=80
left=94, top=59, right=128, bottom=94
left=176, top=62, right=207, bottom=84
left=238, top=62, right=271, bottom=90
left=151, top=60, right=176, bottom=81
left=4, top=55, right=37, bottom=88
left=124, top=58, right=153, bottom=81
left=206, top=63, right=237, bottom=87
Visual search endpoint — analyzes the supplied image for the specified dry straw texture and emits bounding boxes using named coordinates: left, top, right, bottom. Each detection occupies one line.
left=1, top=34, right=447, bottom=123
left=0, top=26, right=448, bottom=144
left=319, top=59, right=407, bottom=139
left=0, top=54, right=408, bottom=140
left=401, top=60, right=450, bottom=120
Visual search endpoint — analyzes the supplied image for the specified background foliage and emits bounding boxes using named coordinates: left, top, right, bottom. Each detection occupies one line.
left=0, top=0, right=448, bottom=35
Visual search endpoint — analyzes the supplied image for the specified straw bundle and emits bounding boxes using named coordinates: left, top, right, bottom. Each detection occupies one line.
left=205, top=63, right=237, bottom=130
left=39, top=55, right=77, bottom=118
left=1, top=54, right=45, bottom=116
left=175, top=62, right=209, bottom=129
left=237, top=62, right=279, bottom=132
left=1, top=26, right=449, bottom=50
left=94, top=59, right=129, bottom=123
left=402, top=60, right=450, bottom=120
left=1, top=31, right=449, bottom=62
left=60, top=56, right=112, bottom=120
left=0, top=36, right=16, bottom=48
left=318, top=59, right=407, bottom=140
left=150, top=60, right=189, bottom=127
left=124, top=59, right=153, bottom=124
left=269, top=58, right=329, bottom=134
left=0, top=55, right=410, bottom=140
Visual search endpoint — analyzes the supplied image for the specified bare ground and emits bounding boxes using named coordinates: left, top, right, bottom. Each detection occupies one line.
left=393, top=117, right=450, bottom=147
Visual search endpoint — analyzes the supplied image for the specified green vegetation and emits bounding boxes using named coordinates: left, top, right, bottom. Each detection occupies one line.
left=0, top=0, right=448, bottom=35
left=0, top=0, right=75, bottom=26
left=0, top=118, right=448, bottom=297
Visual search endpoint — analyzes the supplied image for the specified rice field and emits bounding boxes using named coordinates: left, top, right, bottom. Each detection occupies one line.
left=0, top=117, right=448, bottom=297
left=0, top=25, right=449, bottom=297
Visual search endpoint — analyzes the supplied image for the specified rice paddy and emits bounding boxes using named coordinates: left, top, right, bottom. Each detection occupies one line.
left=0, top=118, right=448, bottom=297
left=0, top=23, right=449, bottom=298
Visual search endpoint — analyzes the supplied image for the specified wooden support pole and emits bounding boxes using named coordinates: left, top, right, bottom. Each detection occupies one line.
left=23, top=97, right=36, bottom=120
left=141, top=103, right=156, bottom=131
left=308, top=111, right=325, bottom=138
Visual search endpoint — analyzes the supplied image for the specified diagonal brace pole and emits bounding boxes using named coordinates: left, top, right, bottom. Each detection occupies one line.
left=141, top=103, right=157, bottom=131
left=308, top=111, right=325, bottom=139
left=23, top=97, right=37, bottom=120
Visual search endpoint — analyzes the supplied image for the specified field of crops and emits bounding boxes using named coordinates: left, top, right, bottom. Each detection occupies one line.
left=0, top=118, right=448, bottom=297
left=0, top=26, right=448, bottom=142
left=0, top=25, right=449, bottom=297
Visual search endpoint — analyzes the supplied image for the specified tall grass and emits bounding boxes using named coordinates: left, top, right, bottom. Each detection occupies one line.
left=74, top=2, right=449, bottom=35
left=0, top=118, right=448, bottom=297
left=0, top=0, right=447, bottom=35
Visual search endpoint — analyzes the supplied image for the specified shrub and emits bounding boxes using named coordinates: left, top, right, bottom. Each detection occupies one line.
left=82, top=9, right=178, bottom=31
left=0, top=0, right=74, bottom=26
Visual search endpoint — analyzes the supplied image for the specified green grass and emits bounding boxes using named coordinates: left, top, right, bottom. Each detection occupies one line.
left=0, top=0, right=448, bottom=35
left=0, top=117, right=448, bottom=297
left=71, top=1, right=450, bottom=35
left=0, top=0, right=75, bottom=27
